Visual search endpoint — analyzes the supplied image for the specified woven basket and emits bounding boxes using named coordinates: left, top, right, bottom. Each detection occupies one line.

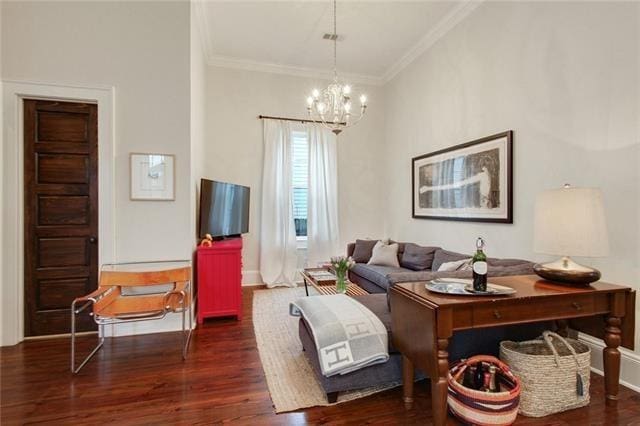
left=500, top=331, right=591, bottom=417
left=448, top=355, right=521, bottom=426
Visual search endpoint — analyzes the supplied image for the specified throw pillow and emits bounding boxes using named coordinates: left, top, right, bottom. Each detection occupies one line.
left=367, top=241, right=400, bottom=267
left=351, top=239, right=379, bottom=263
left=437, top=258, right=473, bottom=272
left=400, top=243, right=439, bottom=271
left=432, top=249, right=471, bottom=271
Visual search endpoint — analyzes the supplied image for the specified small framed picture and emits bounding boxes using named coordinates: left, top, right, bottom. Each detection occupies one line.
left=130, top=153, right=175, bottom=201
left=412, top=131, right=513, bottom=223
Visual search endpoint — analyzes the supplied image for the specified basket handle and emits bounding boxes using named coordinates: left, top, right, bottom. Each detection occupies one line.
left=542, top=331, right=581, bottom=368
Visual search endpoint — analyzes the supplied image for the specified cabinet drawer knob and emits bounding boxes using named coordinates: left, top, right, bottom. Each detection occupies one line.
left=493, top=310, right=502, bottom=319
left=572, top=302, right=582, bottom=310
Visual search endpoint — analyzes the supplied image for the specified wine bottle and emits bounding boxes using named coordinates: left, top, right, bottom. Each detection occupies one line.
left=488, top=365, right=498, bottom=392
left=472, top=237, right=488, bottom=292
left=463, top=364, right=475, bottom=389
left=474, top=362, right=485, bottom=390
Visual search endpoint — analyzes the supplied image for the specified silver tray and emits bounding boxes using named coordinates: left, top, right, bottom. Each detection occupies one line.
left=426, top=278, right=516, bottom=296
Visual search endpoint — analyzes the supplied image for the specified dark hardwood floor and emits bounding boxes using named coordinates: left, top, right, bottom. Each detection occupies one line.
left=2, top=286, right=639, bottom=425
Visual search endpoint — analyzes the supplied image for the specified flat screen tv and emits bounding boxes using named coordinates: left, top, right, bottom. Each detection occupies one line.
left=199, top=179, right=250, bottom=238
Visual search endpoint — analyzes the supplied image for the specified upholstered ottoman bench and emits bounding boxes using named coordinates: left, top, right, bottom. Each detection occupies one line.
left=298, top=293, right=412, bottom=402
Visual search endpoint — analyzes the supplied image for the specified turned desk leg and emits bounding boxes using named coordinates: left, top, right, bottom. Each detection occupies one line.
left=431, top=338, right=450, bottom=426
left=604, top=315, right=622, bottom=406
left=402, top=355, right=414, bottom=409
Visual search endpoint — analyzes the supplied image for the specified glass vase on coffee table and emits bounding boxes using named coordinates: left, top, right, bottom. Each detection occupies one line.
left=330, top=256, right=355, bottom=294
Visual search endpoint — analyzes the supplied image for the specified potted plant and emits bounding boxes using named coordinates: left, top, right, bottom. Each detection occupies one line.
left=330, top=256, right=355, bottom=294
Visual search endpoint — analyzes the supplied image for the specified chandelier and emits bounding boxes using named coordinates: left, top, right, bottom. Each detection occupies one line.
left=306, top=0, right=367, bottom=135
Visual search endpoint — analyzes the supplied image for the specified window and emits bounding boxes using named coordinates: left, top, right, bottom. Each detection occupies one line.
left=291, top=131, right=308, bottom=239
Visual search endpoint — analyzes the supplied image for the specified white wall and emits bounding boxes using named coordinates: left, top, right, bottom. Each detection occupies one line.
left=191, top=3, right=206, bottom=242
left=2, top=1, right=192, bottom=262
left=383, top=1, right=639, bottom=352
left=204, top=67, right=386, bottom=283
left=1, top=1, right=192, bottom=343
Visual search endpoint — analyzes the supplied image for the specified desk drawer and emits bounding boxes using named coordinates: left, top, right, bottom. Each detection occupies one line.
left=473, top=294, right=596, bottom=326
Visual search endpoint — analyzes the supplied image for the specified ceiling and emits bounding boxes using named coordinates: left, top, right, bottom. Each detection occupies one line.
left=195, top=1, right=480, bottom=85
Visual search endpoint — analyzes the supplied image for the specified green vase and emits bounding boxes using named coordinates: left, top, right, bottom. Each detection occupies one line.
left=336, top=271, right=347, bottom=294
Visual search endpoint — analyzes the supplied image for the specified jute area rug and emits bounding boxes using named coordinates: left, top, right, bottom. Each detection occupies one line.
left=252, top=286, right=399, bottom=413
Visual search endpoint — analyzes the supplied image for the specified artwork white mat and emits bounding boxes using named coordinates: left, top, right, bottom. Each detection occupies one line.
left=130, top=153, right=175, bottom=200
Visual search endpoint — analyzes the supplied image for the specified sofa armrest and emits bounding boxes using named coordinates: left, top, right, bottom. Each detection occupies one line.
left=347, top=243, right=355, bottom=257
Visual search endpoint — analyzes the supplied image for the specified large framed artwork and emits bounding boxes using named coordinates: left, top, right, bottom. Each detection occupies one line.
left=130, top=153, right=175, bottom=201
left=412, top=131, right=513, bottom=223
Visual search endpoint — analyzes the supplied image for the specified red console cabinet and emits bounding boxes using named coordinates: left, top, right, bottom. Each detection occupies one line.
left=197, top=238, right=242, bottom=323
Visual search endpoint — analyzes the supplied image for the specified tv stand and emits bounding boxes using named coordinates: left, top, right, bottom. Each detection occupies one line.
left=196, top=237, right=242, bottom=323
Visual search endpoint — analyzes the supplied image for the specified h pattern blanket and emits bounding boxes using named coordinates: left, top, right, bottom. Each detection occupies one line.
left=290, top=294, right=389, bottom=377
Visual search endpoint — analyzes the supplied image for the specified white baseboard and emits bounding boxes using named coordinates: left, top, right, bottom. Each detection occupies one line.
left=242, top=269, right=263, bottom=286
left=578, top=332, right=640, bottom=393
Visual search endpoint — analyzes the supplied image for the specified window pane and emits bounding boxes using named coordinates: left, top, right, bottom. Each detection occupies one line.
left=292, top=131, right=308, bottom=237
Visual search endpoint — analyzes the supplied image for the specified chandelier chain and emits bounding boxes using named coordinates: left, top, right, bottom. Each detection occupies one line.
left=333, top=0, right=337, bottom=80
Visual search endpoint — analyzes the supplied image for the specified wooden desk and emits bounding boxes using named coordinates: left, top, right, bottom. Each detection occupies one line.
left=389, top=275, right=636, bottom=426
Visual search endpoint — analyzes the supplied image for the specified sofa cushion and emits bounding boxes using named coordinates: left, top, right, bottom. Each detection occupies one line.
left=351, top=239, right=379, bottom=263
left=351, top=264, right=409, bottom=290
left=401, top=243, right=439, bottom=271
left=386, top=262, right=536, bottom=285
left=368, top=241, right=400, bottom=268
left=437, top=257, right=473, bottom=272
left=432, top=249, right=470, bottom=272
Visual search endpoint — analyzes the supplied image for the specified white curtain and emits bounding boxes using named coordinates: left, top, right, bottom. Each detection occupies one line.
left=307, top=125, right=340, bottom=266
left=259, top=120, right=298, bottom=287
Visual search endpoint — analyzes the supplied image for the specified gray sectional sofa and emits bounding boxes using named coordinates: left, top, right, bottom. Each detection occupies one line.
left=298, top=239, right=546, bottom=402
left=347, top=240, right=535, bottom=294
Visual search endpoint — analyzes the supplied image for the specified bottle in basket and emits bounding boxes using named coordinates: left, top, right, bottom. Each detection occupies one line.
left=474, top=362, right=485, bottom=390
left=488, top=365, right=498, bottom=392
left=472, top=237, right=488, bottom=292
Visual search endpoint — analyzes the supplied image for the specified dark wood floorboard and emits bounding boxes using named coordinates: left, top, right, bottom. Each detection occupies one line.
left=2, top=287, right=639, bottom=425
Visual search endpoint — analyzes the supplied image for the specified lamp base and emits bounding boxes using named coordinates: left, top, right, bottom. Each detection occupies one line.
left=533, top=256, right=601, bottom=285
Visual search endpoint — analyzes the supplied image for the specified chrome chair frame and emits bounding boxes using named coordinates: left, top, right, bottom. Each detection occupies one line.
left=71, top=281, right=193, bottom=374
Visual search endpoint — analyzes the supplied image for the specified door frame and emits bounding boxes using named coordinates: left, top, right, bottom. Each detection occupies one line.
left=2, top=80, right=115, bottom=346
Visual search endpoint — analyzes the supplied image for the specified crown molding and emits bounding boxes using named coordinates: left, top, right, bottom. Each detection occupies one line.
left=207, top=55, right=385, bottom=87
left=193, top=0, right=214, bottom=64
left=381, top=0, right=484, bottom=84
left=195, top=0, right=483, bottom=88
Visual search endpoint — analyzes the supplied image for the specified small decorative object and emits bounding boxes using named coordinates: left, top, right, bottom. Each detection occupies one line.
left=130, top=153, right=175, bottom=200
left=533, top=184, right=609, bottom=285
left=330, top=255, right=355, bottom=294
left=500, top=331, right=591, bottom=417
left=412, top=131, right=513, bottom=223
left=200, top=233, right=213, bottom=247
left=448, top=355, right=521, bottom=425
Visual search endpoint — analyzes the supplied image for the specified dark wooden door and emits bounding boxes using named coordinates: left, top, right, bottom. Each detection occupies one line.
left=24, top=100, right=99, bottom=336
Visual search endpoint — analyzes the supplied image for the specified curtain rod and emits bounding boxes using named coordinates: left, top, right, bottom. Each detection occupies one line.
left=258, top=115, right=346, bottom=125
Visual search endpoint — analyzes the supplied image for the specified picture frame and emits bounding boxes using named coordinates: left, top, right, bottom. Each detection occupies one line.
left=411, top=131, right=513, bottom=223
left=130, top=153, right=175, bottom=201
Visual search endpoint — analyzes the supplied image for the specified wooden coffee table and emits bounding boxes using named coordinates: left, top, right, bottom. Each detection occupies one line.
left=301, top=268, right=368, bottom=297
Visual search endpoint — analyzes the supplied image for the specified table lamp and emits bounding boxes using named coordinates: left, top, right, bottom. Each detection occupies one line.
left=533, top=184, right=609, bottom=285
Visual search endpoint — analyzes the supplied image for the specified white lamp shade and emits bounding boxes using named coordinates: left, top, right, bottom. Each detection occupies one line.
left=533, top=187, right=609, bottom=257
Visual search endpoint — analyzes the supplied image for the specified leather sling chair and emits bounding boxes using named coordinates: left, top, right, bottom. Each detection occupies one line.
left=71, top=262, right=192, bottom=373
